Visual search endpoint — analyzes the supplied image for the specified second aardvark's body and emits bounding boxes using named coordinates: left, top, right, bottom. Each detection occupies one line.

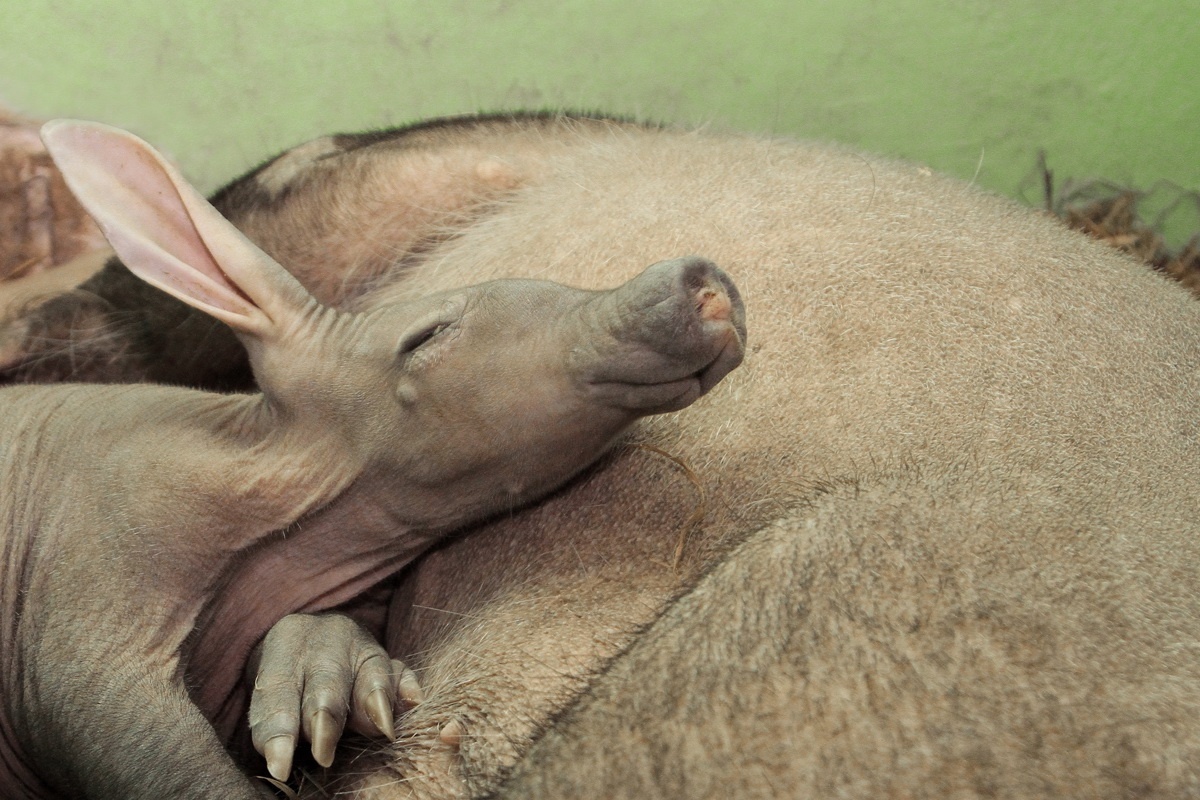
left=243, top=117, right=1200, bottom=799
left=0, top=122, right=744, bottom=799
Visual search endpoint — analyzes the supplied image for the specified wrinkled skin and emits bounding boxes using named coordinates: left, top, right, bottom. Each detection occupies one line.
left=0, top=121, right=743, bottom=800
left=7, top=112, right=1200, bottom=799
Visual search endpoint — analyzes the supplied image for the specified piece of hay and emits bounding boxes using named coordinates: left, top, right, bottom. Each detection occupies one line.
left=1037, top=152, right=1200, bottom=297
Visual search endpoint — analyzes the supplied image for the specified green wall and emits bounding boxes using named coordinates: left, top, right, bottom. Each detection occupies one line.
left=2, top=1, right=1197, bottom=234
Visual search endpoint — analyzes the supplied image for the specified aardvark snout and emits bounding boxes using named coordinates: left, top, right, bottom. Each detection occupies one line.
left=670, top=256, right=746, bottom=394
left=578, top=256, right=746, bottom=413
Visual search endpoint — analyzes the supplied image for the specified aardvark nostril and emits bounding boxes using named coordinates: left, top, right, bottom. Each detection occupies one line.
left=697, top=287, right=733, bottom=322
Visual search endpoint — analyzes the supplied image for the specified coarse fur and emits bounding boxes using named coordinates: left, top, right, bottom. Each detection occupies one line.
left=300, top=125, right=1200, bottom=799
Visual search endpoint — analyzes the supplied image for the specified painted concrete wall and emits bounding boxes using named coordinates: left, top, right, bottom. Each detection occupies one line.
left=2, top=1, right=1197, bottom=226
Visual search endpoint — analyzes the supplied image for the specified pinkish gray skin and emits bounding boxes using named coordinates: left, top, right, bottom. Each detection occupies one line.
left=0, top=120, right=744, bottom=800
left=8, top=112, right=1200, bottom=799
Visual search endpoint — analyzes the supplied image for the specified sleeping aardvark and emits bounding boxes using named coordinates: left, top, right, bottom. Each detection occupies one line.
left=4, top=113, right=1200, bottom=798
left=0, top=120, right=744, bottom=799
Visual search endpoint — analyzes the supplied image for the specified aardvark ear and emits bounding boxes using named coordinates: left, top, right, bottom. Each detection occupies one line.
left=41, top=120, right=311, bottom=338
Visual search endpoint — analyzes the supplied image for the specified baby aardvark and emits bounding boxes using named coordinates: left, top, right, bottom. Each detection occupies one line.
left=0, top=122, right=744, bottom=799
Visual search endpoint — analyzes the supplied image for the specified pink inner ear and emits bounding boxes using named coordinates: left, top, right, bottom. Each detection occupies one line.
left=42, top=121, right=258, bottom=321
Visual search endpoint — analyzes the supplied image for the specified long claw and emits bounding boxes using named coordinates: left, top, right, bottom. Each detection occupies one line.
left=366, top=687, right=396, bottom=740
left=310, top=708, right=339, bottom=768
left=439, top=717, right=464, bottom=750
left=397, top=664, right=426, bottom=705
left=263, top=735, right=295, bottom=782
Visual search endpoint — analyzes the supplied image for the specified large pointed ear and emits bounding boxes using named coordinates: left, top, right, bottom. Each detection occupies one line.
left=40, top=120, right=311, bottom=337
